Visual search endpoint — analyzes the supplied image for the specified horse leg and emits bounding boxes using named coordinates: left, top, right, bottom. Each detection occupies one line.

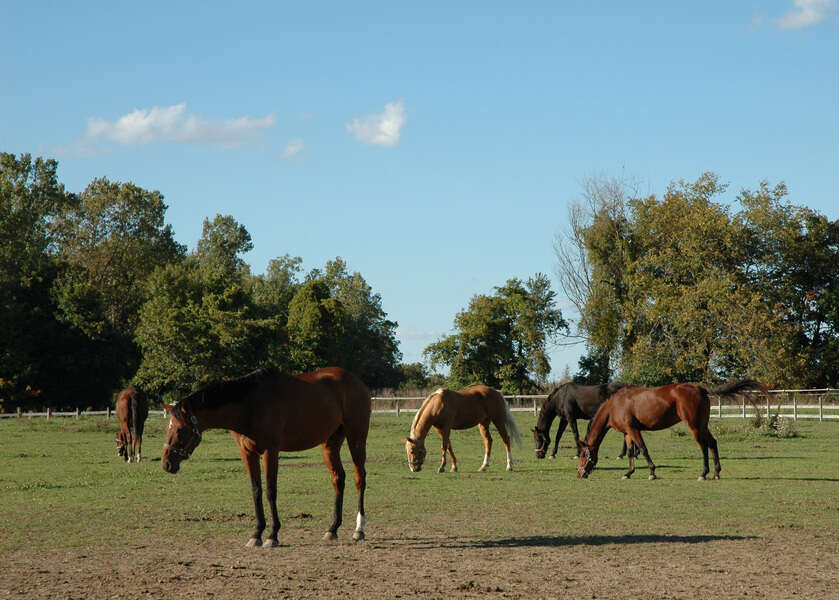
left=262, top=449, right=281, bottom=547
left=691, top=425, right=721, bottom=480
left=240, top=448, right=266, bottom=547
left=322, top=429, right=346, bottom=540
left=625, top=430, right=656, bottom=480
left=569, top=419, right=583, bottom=459
left=435, top=427, right=453, bottom=473
left=346, top=434, right=368, bottom=541
left=552, top=418, right=568, bottom=459
left=477, top=423, right=492, bottom=471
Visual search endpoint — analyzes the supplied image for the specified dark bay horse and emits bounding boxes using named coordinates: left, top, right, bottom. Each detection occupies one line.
left=161, top=367, right=371, bottom=547
left=578, top=379, right=767, bottom=481
left=115, top=386, right=148, bottom=463
left=404, top=385, right=522, bottom=473
left=532, top=382, right=629, bottom=459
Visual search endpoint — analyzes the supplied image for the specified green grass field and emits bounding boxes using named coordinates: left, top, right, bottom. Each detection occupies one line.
left=1, top=412, right=837, bottom=553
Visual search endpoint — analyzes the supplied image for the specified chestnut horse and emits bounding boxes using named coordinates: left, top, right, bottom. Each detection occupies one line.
left=404, top=385, right=522, bottom=473
left=532, top=381, right=630, bottom=459
left=115, top=386, right=148, bottom=463
left=578, top=379, right=767, bottom=481
left=161, top=367, right=371, bottom=547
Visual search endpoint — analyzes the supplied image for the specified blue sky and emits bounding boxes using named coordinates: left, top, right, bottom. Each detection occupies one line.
left=2, top=1, right=838, bottom=378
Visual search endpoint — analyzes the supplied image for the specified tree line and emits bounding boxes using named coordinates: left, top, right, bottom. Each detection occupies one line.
left=1, top=153, right=566, bottom=411
left=5, top=154, right=834, bottom=411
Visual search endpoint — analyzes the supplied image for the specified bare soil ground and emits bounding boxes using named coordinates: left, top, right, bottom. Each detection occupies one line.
left=3, top=524, right=837, bottom=599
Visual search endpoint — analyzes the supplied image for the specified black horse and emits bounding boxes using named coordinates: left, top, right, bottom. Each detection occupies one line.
left=532, top=382, right=631, bottom=459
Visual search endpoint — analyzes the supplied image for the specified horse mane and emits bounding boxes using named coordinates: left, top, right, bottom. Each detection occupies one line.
left=181, top=367, right=278, bottom=411
left=410, top=388, right=444, bottom=437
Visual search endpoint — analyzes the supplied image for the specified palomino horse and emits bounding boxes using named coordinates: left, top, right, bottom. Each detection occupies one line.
left=532, top=381, right=630, bottom=460
left=115, top=386, right=148, bottom=463
left=161, top=367, right=371, bottom=547
left=404, top=385, right=522, bottom=473
left=578, top=379, right=767, bottom=481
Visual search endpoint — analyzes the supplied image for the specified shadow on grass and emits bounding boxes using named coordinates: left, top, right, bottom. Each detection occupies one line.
left=395, top=533, right=757, bottom=549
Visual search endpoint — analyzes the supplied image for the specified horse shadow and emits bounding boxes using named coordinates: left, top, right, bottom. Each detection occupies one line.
left=414, top=533, right=757, bottom=549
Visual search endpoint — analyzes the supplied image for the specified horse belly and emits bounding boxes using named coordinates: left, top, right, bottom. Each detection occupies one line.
left=637, top=409, right=680, bottom=430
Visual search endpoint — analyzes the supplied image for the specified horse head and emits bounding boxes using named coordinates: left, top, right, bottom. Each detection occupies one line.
left=404, top=437, right=426, bottom=472
left=161, top=401, right=203, bottom=474
left=532, top=426, right=551, bottom=459
left=577, top=441, right=598, bottom=478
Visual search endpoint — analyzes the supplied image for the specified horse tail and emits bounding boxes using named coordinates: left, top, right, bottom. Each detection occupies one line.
left=130, top=389, right=139, bottom=455
left=503, top=397, right=523, bottom=447
left=706, top=379, right=768, bottom=425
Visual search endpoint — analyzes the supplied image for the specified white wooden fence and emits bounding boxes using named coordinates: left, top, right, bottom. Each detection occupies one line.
left=3, top=389, right=838, bottom=421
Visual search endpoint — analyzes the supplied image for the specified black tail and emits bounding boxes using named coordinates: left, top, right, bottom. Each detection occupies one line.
left=706, top=379, right=768, bottom=425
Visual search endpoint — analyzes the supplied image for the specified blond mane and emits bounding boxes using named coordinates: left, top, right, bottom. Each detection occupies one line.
left=410, top=388, right=445, bottom=437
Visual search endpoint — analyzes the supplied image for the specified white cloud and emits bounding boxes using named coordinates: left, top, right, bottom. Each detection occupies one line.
left=281, top=138, right=304, bottom=159
left=346, top=100, right=406, bottom=147
left=776, top=0, right=834, bottom=29
left=80, top=103, right=276, bottom=148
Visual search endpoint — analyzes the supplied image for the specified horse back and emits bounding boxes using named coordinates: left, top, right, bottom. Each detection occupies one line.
left=445, top=385, right=505, bottom=429
left=610, top=383, right=702, bottom=430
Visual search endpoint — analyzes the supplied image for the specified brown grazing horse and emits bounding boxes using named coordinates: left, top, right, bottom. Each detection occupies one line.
left=578, top=379, right=767, bottom=481
left=404, top=385, right=522, bottom=473
left=161, top=367, right=371, bottom=547
left=115, top=386, right=148, bottom=463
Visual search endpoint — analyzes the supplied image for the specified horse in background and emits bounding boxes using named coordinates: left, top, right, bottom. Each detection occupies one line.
left=161, top=367, right=371, bottom=547
left=532, top=381, right=630, bottom=459
left=404, top=385, right=522, bottom=473
left=115, top=386, right=148, bottom=463
left=578, top=379, right=767, bottom=481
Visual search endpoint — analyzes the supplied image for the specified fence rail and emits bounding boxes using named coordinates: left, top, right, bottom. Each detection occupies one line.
left=3, top=389, right=838, bottom=421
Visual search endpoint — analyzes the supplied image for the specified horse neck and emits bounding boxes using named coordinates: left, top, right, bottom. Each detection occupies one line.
left=536, top=401, right=557, bottom=431
left=585, top=401, right=612, bottom=449
left=193, top=401, right=247, bottom=435
left=410, top=399, right=437, bottom=442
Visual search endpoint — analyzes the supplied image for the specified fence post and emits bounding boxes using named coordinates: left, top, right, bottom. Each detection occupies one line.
left=107, top=406, right=111, bottom=420
left=396, top=399, right=401, bottom=418
left=717, top=396, right=722, bottom=418
left=47, top=407, right=51, bottom=420
left=742, top=397, right=746, bottom=418
left=75, top=407, right=80, bottom=418
left=533, top=399, right=537, bottom=415
left=819, top=395, right=823, bottom=422
left=793, top=394, right=797, bottom=421
left=766, top=396, right=770, bottom=419
left=17, top=406, right=22, bottom=419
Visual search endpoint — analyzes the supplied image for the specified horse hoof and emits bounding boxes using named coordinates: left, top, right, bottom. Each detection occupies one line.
left=648, top=474, right=657, bottom=480
left=323, top=531, right=338, bottom=541
left=698, top=475, right=706, bottom=481
left=549, top=455, right=556, bottom=460
left=352, top=530, right=365, bottom=542
left=478, top=466, right=488, bottom=472
left=262, top=538, right=278, bottom=548
left=621, top=475, right=630, bottom=480
left=437, top=467, right=445, bottom=474
left=245, top=538, right=262, bottom=548
left=714, top=474, right=721, bottom=480
left=451, top=466, right=457, bottom=472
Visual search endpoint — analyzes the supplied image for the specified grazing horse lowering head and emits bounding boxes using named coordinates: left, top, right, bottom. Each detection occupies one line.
left=404, top=437, right=426, bottom=472
left=532, top=426, right=551, bottom=459
left=161, top=401, right=202, bottom=474
left=577, top=441, right=598, bottom=478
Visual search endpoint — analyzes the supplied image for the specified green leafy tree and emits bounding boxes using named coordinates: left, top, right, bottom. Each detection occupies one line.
left=135, top=216, right=269, bottom=394
left=0, top=153, right=98, bottom=410
left=287, top=258, right=402, bottom=387
left=52, top=177, right=185, bottom=386
left=424, top=274, right=567, bottom=393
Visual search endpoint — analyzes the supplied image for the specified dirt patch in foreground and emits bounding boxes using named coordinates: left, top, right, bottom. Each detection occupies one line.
left=3, top=526, right=836, bottom=599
